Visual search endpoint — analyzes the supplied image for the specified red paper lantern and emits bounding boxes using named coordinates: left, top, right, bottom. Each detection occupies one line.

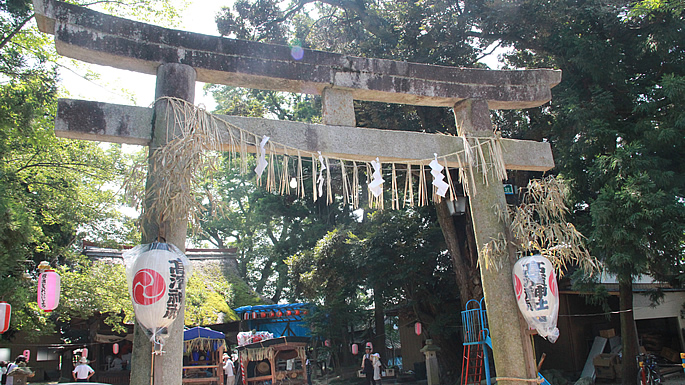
left=277, top=311, right=283, bottom=317
left=295, top=310, right=300, bottom=315
left=113, top=343, right=119, bottom=355
left=261, top=312, right=267, bottom=318
left=244, top=312, right=250, bottom=320
left=415, top=322, right=422, bottom=336
left=0, top=302, right=10, bottom=334
left=23, top=349, right=30, bottom=361
left=286, top=310, right=292, bottom=316
left=325, top=339, right=331, bottom=347
left=269, top=311, right=275, bottom=317
left=37, top=270, right=60, bottom=312
left=252, top=312, right=257, bottom=319
left=352, top=344, right=359, bottom=355
left=302, top=310, right=307, bottom=315
left=82, top=348, right=88, bottom=359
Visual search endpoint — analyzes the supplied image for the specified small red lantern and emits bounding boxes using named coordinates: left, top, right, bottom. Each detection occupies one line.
left=252, top=312, right=258, bottom=319
left=325, top=339, right=331, bottom=347
left=352, top=344, right=359, bottom=355
left=37, top=270, right=60, bottom=312
left=0, top=302, right=10, bottom=334
left=261, top=312, right=267, bottom=318
left=269, top=311, right=275, bottom=317
left=302, top=310, right=307, bottom=315
left=244, top=312, right=250, bottom=320
left=415, top=322, right=422, bottom=336
left=23, top=349, right=30, bottom=361
left=113, top=343, right=119, bottom=355
left=286, top=310, right=292, bottom=316
left=295, top=310, right=300, bottom=315
left=277, top=311, right=283, bottom=317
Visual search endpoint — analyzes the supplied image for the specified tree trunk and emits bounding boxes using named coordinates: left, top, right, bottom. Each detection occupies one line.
left=436, top=198, right=478, bottom=305
left=373, top=285, right=386, bottom=361
left=619, top=276, right=639, bottom=385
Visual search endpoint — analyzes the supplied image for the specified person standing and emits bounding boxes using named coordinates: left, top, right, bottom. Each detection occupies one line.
left=5, top=355, right=26, bottom=385
left=360, top=343, right=375, bottom=385
left=72, top=357, right=94, bottom=382
left=371, top=352, right=382, bottom=385
left=223, top=353, right=235, bottom=385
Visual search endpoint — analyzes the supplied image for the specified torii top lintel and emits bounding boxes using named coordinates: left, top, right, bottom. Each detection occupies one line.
left=34, top=0, right=561, bottom=110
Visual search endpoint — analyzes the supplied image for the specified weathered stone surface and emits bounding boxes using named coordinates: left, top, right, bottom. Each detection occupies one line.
left=54, top=99, right=554, bottom=172
left=34, top=0, right=561, bottom=110
left=55, top=99, right=152, bottom=145
left=322, top=88, right=356, bottom=126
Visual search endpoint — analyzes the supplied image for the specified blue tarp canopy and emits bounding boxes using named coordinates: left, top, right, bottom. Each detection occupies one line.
left=184, top=326, right=225, bottom=341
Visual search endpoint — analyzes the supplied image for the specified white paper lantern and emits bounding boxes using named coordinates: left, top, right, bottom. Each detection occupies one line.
left=512, top=254, right=560, bottom=342
left=124, top=243, right=192, bottom=344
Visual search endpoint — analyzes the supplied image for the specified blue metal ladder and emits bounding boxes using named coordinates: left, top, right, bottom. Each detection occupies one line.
left=461, top=298, right=492, bottom=385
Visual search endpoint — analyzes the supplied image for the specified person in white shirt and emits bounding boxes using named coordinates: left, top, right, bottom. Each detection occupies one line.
left=223, top=353, right=235, bottom=385
left=72, top=357, right=95, bottom=382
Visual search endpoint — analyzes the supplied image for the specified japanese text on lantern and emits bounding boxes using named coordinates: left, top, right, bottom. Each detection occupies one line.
left=164, top=258, right=185, bottom=319
left=523, top=261, right=548, bottom=312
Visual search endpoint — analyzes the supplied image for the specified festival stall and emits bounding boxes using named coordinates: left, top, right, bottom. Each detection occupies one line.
left=183, top=326, right=227, bottom=385
left=237, top=335, right=309, bottom=385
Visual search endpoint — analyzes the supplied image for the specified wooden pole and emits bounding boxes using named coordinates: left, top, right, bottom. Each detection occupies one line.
left=453, top=99, right=537, bottom=385
left=129, top=63, right=197, bottom=385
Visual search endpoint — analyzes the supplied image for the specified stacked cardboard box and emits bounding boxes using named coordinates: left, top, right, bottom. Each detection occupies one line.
left=593, top=353, right=619, bottom=380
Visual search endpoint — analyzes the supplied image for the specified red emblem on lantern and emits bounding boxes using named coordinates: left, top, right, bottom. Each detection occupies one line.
left=132, top=269, right=166, bottom=305
left=0, top=302, right=10, bottom=334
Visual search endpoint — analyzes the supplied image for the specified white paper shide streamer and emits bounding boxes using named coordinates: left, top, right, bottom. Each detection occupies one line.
left=368, top=158, right=384, bottom=197
left=317, top=151, right=326, bottom=197
left=254, top=136, right=270, bottom=179
left=429, top=154, right=450, bottom=197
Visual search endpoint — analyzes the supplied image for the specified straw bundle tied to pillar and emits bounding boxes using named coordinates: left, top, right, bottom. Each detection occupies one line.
left=134, top=97, right=510, bottom=230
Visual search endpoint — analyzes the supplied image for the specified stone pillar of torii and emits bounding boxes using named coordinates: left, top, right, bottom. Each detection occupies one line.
left=33, top=1, right=561, bottom=384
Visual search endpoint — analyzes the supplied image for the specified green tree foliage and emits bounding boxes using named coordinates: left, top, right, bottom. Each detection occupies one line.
left=480, top=0, right=685, bottom=381
left=185, top=263, right=240, bottom=325
left=0, top=0, right=183, bottom=337
left=287, top=208, right=462, bottom=372
left=196, top=155, right=356, bottom=303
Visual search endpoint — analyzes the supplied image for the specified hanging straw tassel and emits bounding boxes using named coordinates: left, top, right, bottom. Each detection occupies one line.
left=365, top=163, right=373, bottom=209
left=240, top=131, right=248, bottom=174
left=391, top=163, right=398, bottom=210
left=352, top=161, right=359, bottom=209
left=267, top=144, right=276, bottom=192
left=443, top=157, right=457, bottom=203
left=312, top=154, right=318, bottom=202
left=297, top=151, right=305, bottom=198
left=341, top=160, right=350, bottom=205
left=418, top=164, right=428, bottom=206
left=403, top=164, right=414, bottom=207
left=280, top=150, right=290, bottom=195
left=490, top=138, right=508, bottom=181
left=325, top=157, right=333, bottom=204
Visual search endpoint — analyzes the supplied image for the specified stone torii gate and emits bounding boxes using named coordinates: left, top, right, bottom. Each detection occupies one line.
left=33, top=1, right=560, bottom=384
